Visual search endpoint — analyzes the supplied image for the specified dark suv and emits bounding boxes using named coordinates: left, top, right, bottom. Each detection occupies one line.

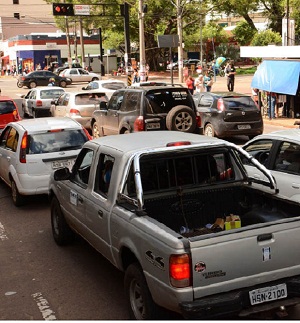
left=90, top=86, right=201, bottom=137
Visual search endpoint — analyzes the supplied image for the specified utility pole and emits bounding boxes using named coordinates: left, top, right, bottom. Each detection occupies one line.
left=138, top=0, right=146, bottom=82
left=79, top=18, right=85, bottom=68
left=177, top=0, right=183, bottom=83
left=199, top=0, right=203, bottom=64
left=65, top=17, right=72, bottom=67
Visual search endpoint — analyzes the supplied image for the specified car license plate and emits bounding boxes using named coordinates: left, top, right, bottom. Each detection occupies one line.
left=237, top=124, right=251, bottom=130
left=52, top=159, right=74, bottom=170
left=146, top=122, right=160, bottom=130
left=249, top=283, right=287, bottom=305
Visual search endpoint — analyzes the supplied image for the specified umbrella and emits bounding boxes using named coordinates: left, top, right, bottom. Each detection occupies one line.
left=215, top=57, right=226, bottom=68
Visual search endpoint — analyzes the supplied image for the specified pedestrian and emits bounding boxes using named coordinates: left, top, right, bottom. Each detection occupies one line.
left=186, top=75, right=195, bottom=95
left=183, top=66, right=189, bottom=82
left=203, top=70, right=213, bottom=92
left=133, top=69, right=139, bottom=83
left=194, top=72, right=204, bottom=93
left=267, top=92, right=277, bottom=120
left=225, top=61, right=236, bottom=92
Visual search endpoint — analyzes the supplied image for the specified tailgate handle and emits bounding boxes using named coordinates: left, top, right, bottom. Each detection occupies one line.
left=257, top=233, right=273, bottom=242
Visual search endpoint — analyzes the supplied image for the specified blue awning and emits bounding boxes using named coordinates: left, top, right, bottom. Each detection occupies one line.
left=251, top=60, right=300, bottom=95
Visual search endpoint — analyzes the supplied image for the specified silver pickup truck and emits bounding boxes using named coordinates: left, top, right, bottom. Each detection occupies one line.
left=49, top=131, right=300, bottom=319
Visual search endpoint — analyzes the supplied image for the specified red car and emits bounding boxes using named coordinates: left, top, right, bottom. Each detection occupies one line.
left=0, top=96, right=22, bottom=133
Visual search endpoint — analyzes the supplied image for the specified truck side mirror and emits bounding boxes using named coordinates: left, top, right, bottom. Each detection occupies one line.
left=54, top=167, right=71, bottom=181
left=99, top=101, right=108, bottom=110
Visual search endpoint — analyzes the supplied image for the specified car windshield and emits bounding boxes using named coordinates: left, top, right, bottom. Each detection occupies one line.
left=223, top=96, right=257, bottom=109
left=0, top=101, right=16, bottom=114
left=27, top=129, right=87, bottom=154
left=145, top=89, right=193, bottom=114
left=40, top=89, right=65, bottom=99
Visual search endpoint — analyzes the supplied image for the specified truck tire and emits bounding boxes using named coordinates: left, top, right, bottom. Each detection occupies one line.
left=51, top=197, right=74, bottom=246
left=204, top=123, right=215, bottom=137
left=166, top=105, right=196, bottom=133
left=92, top=121, right=102, bottom=138
left=124, top=263, right=161, bottom=320
left=11, top=179, right=25, bottom=207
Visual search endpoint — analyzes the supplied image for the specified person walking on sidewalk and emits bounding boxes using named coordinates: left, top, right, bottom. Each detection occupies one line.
left=186, top=75, right=195, bottom=95
left=225, top=62, right=236, bottom=92
left=267, top=92, right=277, bottom=120
left=203, top=70, right=213, bottom=92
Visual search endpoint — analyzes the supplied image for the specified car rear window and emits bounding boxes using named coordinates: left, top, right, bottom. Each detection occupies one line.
left=223, top=96, right=257, bottom=110
left=27, top=129, right=88, bottom=154
left=0, top=101, right=16, bottom=115
left=40, top=89, right=65, bottom=99
left=75, top=93, right=107, bottom=105
left=145, top=89, right=194, bottom=114
left=102, top=83, right=125, bottom=90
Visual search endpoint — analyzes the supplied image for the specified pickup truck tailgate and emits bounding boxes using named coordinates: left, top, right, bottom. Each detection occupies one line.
left=190, top=221, right=300, bottom=300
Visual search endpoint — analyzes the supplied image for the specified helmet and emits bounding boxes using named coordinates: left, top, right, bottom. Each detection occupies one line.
left=49, top=78, right=55, bottom=83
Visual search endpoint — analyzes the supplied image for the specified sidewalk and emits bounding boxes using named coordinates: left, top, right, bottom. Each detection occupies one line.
left=146, top=72, right=299, bottom=129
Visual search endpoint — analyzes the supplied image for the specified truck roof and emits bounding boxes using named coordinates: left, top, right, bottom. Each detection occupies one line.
left=91, top=131, right=226, bottom=153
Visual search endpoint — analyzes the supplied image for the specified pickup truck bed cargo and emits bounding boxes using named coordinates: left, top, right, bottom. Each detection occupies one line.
left=49, top=131, right=300, bottom=319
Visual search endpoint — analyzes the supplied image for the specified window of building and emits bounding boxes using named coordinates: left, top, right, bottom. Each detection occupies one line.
left=13, top=0, right=19, bottom=4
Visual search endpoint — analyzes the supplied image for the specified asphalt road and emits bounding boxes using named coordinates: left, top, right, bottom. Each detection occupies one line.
left=0, top=74, right=300, bottom=320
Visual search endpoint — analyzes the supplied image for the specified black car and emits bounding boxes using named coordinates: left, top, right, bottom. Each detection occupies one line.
left=193, top=92, right=263, bottom=139
left=17, top=70, right=72, bottom=89
left=90, top=85, right=202, bottom=138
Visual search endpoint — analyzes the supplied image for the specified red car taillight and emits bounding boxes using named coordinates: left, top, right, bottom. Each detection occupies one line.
left=36, top=100, right=43, bottom=107
left=19, top=131, right=28, bottom=163
left=13, top=110, right=20, bottom=121
left=69, top=109, right=80, bottom=115
left=169, top=254, right=191, bottom=288
left=217, top=98, right=225, bottom=111
left=196, top=115, right=201, bottom=127
left=134, top=116, right=144, bottom=131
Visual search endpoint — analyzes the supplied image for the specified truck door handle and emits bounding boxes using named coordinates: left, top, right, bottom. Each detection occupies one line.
left=257, top=233, right=273, bottom=242
left=291, top=183, right=300, bottom=189
left=77, top=195, right=83, bottom=203
left=98, top=210, right=103, bottom=218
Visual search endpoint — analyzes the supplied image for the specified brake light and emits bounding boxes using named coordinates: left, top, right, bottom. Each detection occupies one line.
left=134, top=116, right=144, bottom=131
left=196, top=115, right=201, bottom=127
left=69, top=109, right=80, bottom=115
left=13, top=110, right=19, bottom=121
left=167, top=141, right=191, bottom=147
left=19, top=131, right=28, bottom=163
left=36, top=100, right=43, bottom=107
left=82, top=127, right=92, bottom=140
left=217, top=98, right=225, bottom=111
left=169, top=254, right=191, bottom=287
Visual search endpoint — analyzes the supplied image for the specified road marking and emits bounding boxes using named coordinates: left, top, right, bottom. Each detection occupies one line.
left=0, top=222, right=8, bottom=240
left=32, top=292, right=57, bottom=320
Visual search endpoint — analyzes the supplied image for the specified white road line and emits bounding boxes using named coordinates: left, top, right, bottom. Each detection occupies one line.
left=32, top=292, right=57, bottom=320
left=0, top=222, right=8, bottom=240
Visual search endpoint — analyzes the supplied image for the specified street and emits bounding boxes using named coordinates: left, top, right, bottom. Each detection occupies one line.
left=0, top=75, right=300, bottom=320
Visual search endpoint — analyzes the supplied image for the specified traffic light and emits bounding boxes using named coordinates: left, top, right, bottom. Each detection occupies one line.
left=101, top=49, right=105, bottom=56
left=52, top=3, right=74, bottom=16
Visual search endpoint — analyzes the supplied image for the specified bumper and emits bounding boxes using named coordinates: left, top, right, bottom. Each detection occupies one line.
left=13, top=173, right=50, bottom=195
left=180, top=276, right=300, bottom=319
left=215, top=122, right=263, bottom=138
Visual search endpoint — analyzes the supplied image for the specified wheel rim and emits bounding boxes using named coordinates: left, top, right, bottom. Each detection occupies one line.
left=129, top=278, right=146, bottom=319
left=205, top=125, right=213, bottom=136
left=175, top=111, right=192, bottom=131
left=92, top=123, right=100, bottom=138
left=60, top=81, right=67, bottom=88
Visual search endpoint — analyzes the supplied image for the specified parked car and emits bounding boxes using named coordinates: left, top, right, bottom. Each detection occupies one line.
left=50, top=91, right=109, bottom=131
left=90, top=85, right=201, bottom=138
left=59, top=68, right=100, bottom=83
left=242, top=129, right=300, bottom=202
left=17, top=70, right=72, bottom=89
left=0, top=117, right=91, bottom=206
left=82, top=79, right=126, bottom=98
left=193, top=91, right=263, bottom=139
left=167, top=59, right=201, bottom=70
left=21, top=86, right=65, bottom=118
left=0, top=96, right=22, bottom=134
left=54, top=62, right=82, bottom=75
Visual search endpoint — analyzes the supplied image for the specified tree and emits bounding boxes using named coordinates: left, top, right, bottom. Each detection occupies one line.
left=250, top=29, right=282, bottom=45
left=232, top=20, right=257, bottom=45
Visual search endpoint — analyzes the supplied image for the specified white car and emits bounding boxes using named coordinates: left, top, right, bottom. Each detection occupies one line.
left=50, top=91, right=109, bottom=131
left=0, top=117, right=91, bottom=206
left=82, top=79, right=126, bottom=98
left=59, top=68, right=100, bottom=83
left=21, top=86, right=65, bottom=118
left=242, top=129, right=300, bottom=202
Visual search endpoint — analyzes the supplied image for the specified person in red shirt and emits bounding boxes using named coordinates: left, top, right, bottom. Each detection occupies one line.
left=186, top=75, right=195, bottom=95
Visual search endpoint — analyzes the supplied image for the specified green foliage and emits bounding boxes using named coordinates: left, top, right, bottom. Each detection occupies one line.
left=250, top=29, right=282, bottom=46
left=232, top=21, right=256, bottom=45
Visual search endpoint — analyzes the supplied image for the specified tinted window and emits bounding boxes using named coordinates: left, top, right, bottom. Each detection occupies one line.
left=224, top=96, right=257, bottom=110
left=243, top=139, right=273, bottom=166
left=27, top=129, right=88, bottom=154
left=108, top=91, right=124, bottom=110
left=199, top=95, right=213, bottom=107
left=121, top=92, right=140, bottom=112
left=0, top=101, right=16, bottom=114
left=94, top=153, right=115, bottom=195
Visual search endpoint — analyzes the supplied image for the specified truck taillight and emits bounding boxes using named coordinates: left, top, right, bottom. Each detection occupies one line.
left=217, top=98, right=225, bottom=111
left=134, top=116, right=144, bottom=131
left=19, top=131, right=28, bottom=163
left=196, top=115, right=201, bottom=127
left=169, top=254, right=191, bottom=288
left=36, top=100, right=43, bottom=107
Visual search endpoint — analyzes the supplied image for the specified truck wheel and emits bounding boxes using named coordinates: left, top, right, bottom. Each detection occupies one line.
left=124, top=263, right=160, bottom=320
left=51, top=197, right=74, bottom=246
left=166, top=105, right=196, bottom=133
left=11, top=179, right=25, bottom=207
left=204, top=123, right=215, bottom=137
